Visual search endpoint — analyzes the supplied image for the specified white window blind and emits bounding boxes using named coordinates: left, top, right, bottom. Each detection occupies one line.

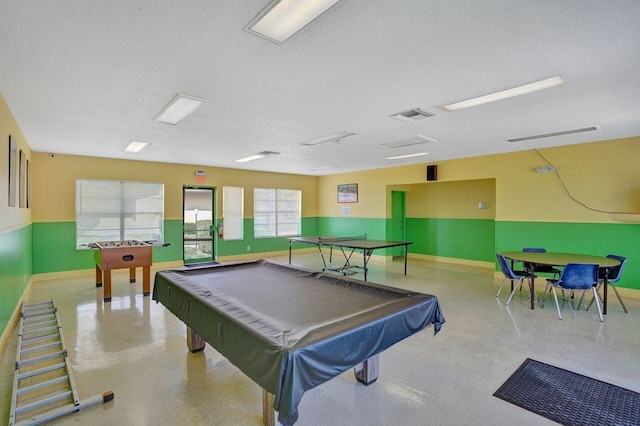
left=254, top=188, right=301, bottom=238
left=75, top=179, right=164, bottom=247
left=223, top=186, right=244, bottom=240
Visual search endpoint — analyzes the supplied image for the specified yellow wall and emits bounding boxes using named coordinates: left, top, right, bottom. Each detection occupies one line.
left=404, top=179, right=496, bottom=219
left=0, top=93, right=32, bottom=231
left=318, top=137, right=640, bottom=223
left=31, top=153, right=318, bottom=222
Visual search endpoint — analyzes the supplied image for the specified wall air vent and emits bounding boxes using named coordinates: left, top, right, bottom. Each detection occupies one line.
left=507, top=126, right=599, bottom=143
left=377, top=134, right=437, bottom=149
left=390, top=107, right=436, bottom=122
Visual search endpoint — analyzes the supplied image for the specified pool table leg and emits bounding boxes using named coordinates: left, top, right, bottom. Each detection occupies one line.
left=354, top=353, right=379, bottom=385
left=186, top=327, right=206, bottom=353
left=262, top=389, right=275, bottom=426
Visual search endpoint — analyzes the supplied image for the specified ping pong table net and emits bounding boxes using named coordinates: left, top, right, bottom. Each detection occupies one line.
left=317, top=234, right=367, bottom=242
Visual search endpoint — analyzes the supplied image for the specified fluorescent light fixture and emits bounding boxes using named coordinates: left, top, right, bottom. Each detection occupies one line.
left=235, top=154, right=265, bottom=163
left=245, top=0, right=343, bottom=44
left=300, top=131, right=356, bottom=146
left=154, top=93, right=207, bottom=125
left=508, top=126, right=598, bottom=143
left=384, top=152, right=431, bottom=160
left=438, top=76, right=566, bottom=112
left=124, top=141, right=148, bottom=153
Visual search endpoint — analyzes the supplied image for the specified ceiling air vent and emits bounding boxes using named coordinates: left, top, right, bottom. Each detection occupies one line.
left=377, top=134, right=437, bottom=149
left=390, top=107, right=436, bottom=123
left=507, top=126, right=598, bottom=143
left=257, top=150, right=280, bottom=156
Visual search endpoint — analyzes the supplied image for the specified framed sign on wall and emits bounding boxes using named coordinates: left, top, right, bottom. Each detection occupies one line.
left=337, top=183, right=358, bottom=203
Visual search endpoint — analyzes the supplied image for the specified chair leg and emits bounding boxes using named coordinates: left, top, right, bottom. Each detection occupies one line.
left=585, top=283, right=601, bottom=311
left=551, top=286, right=562, bottom=320
left=591, top=287, right=604, bottom=322
left=610, top=283, right=629, bottom=314
left=496, top=277, right=508, bottom=298
left=505, top=277, right=524, bottom=306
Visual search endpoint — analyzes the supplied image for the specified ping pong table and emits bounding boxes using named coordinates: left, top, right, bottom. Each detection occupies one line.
left=288, top=235, right=413, bottom=281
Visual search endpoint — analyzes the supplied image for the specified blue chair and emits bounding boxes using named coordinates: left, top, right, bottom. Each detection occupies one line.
left=495, top=253, right=533, bottom=301
left=546, top=263, right=602, bottom=322
left=522, top=248, right=561, bottom=278
left=586, top=254, right=628, bottom=313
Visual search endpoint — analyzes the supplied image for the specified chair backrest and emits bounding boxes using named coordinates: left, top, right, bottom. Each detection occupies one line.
left=558, top=263, right=599, bottom=290
left=523, top=247, right=546, bottom=253
left=496, top=253, right=519, bottom=279
left=599, top=254, right=627, bottom=283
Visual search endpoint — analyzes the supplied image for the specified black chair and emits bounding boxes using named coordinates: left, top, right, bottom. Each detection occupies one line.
left=522, top=248, right=561, bottom=278
left=545, top=263, right=602, bottom=322
left=495, top=253, right=533, bottom=302
left=586, top=254, right=628, bottom=313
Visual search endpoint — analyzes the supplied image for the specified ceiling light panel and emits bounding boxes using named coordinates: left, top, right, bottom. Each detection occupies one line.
left=154, top=93, right=207, bottom=125
left=384, top=152, right=431, bottom=160
left=124, top=141, right=148, bottom=153
left=378, top=134, right=437, bottom=149
left=235, top=154, right=265, bottom=163
left=300, top=131, right=356, bottom=146
left=508, top=126, right=598, bottom=143
left=245, top=0, right=343, bottom=45
left=438, top=76, right=566, bottom=112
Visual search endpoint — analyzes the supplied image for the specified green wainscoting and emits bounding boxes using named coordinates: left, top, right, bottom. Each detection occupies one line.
left=406, top=218, right=496, bottom=262
left=0, top=224, right=32, bottom=338
left=32, top=220, right=184, bottom=274
left=317, top=217, right=386, bottom=239
left=217, top=217, right=318, bottom=257
left=496, top=221, right=640, bottom=290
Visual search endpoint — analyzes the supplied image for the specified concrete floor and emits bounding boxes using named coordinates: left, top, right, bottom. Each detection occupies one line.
left=1, top=253, right=639, bottom=425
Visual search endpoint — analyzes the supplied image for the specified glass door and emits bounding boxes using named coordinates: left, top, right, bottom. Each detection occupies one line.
left=183, top=187, right=215, bottom=265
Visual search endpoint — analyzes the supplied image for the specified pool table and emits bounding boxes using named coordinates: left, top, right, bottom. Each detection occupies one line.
left=152, top=259, right=445, bottom=425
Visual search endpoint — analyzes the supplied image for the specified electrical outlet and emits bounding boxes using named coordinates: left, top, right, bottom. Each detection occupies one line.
left=247, top=245, right=251, bottom=251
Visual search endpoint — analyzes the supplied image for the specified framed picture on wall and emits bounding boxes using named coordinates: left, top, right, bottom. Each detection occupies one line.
left=26, top=159, right=31, bottom=208
left=19, top=149, right=26, bottom=207
left=337, top=183, right=358, bottom=203
left=8, top=135, right=17, bottom=207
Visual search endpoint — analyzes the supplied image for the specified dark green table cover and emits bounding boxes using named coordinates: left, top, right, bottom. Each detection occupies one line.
left=152, top=259, right=445, bottom=425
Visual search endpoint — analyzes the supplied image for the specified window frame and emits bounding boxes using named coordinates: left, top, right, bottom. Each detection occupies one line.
left=253, top=188, right=301, bottom=238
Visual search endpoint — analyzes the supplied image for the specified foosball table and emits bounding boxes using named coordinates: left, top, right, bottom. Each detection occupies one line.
left=93, top=240, right=152, bottom=302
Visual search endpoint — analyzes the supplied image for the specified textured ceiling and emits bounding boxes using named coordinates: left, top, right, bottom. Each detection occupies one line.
left=1, top=1, right=639, bottom=176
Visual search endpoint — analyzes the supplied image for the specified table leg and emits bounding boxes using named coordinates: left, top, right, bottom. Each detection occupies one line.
left=129, top=267, right=136, bottom=283
left=186, top=327, right=206, bottom=352
left=354, top=353, right=379, bottom=385
left=603, top=274, right=608, bottom=315
left=529, top=265, right=535, bottom=310
left=142, top=266, right=150, bottom=296
left=262, top=389, right=275, bottom=426
left=288, top=241, right=292, bottom=264
left=404, top=245, right=408, bottom=275
left=104, top=270, right=112, bottom=302
left=95, top=265, right=102, bottom=287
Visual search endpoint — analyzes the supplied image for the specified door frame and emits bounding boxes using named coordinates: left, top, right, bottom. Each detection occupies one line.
left=182, top=186, right=216, bottom=264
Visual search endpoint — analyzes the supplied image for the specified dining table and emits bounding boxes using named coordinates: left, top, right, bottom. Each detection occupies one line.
left=499, top=251, right=621, bottom=314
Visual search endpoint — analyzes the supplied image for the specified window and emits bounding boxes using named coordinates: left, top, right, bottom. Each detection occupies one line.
left=254, top=188, right=301, bottom=237
left=223, top=186, right=244, bottom=240
left=75, top=179, right=164, bottom=248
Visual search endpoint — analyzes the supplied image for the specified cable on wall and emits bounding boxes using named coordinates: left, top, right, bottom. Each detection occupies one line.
left=534, top=149, right=636, bottom=215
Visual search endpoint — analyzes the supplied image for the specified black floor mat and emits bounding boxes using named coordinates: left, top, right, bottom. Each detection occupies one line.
left=494, top=358, right=640, bottom=426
